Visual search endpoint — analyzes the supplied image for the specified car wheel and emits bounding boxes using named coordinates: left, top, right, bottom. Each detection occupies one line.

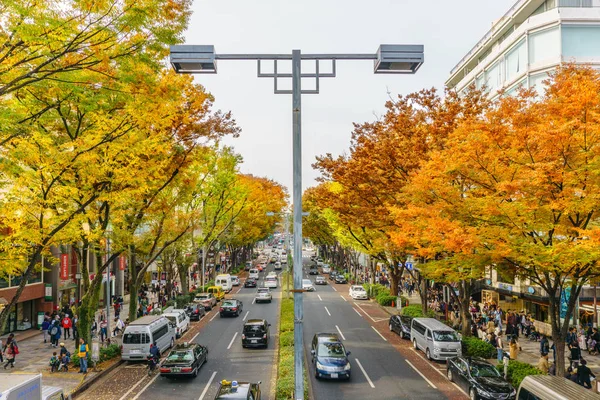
left=314, top=368, right=319, bottom=379
left=389, top=323, right=393, bottom=332
left=413, top=339, right=418, bottom=350
left=193, top=368, right=198, bottom=378
left=469, top=388, right=478, bottom=400
left=426, top=348, right=431, bottom=360
left=447, top=368, right=453, bottom=382
left=220, top=313, right=224, bottom=318
left=170, top=338, right=175, bottom=348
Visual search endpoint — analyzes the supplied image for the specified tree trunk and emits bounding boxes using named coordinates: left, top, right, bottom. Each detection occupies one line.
left=420, top=277, right=428, bottom=316
left=388, top=265, right=402, bottom=296
left=456, top=280, right=473, bottom=337
left=180, top=268, right=189, bottom=296
left=77, top=280, right=101, bottom=349
left=128, top=250, right=138, bottom=324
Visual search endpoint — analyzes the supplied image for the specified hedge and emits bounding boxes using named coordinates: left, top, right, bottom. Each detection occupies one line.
left=461, top=336, right=496, bottom=359
left=71, top=343, right=121, bottom=366
left=376, top=294, right=397, bottom=306
left=362, top=283, right=390, bottom=299
left=400, top=304, right=436, bottom=318
left=276, top=297, right=308, bottom=399
left=496, top=359, right=544, bottom=387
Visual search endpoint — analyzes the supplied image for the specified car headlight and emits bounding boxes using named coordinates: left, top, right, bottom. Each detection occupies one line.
left=344, top=362, right=351, bottom=371
left=316, top=361, right=324, bottom=370
left=476, top=388, right=493, bottom=398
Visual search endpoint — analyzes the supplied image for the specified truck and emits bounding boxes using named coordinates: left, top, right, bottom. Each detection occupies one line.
left=0, top=374, right=65, bottom=400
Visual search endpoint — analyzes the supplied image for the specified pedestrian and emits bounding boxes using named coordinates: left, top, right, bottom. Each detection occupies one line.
left=72, top=314, right=78, bottom=342
left=41, top=318, right=50, bottom=343
left=537, top=353, right=549, bottom=374
left=570, top=341, right=582, bottom=369
left=62, top=314, right=72, bottom=339
left=49, top=320, right=60, bottom=347
left=49, top=351, right=60, bottom=372
left=99, top=318, right=107, bottom=343
left=0, top=337, right=3, bottom=363
left=540, top=335, right=550, bottom=356
left=112, top=317, right=124, bottom=337
left=577, top=359, right=596, bottom=389
left=77, top=338, right=89, bottom=374
left=509, top=337, right=519, bottom=360
left=496, top=334, right=504, bottom=363
left=3, top=342, right=15, bottom=369
left=59, top=342, right=70, bottom=372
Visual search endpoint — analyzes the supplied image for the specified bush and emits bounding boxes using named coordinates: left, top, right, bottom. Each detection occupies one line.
left=71, top=344, right=121, bottom=366
left=362, top=283, right=390, bottom=299
left=280, top=331, right=294, bottom=347
left=462, top=336, right=496, bottom=359
left=277, top=297, right=296, bottom=399
left=401, top=304, right=436, bottom=318
left=496, top=359, right=544, bottom=387
left=376, top=294, right=397, bottom=306
left=399, top=296, right=409, bottom=307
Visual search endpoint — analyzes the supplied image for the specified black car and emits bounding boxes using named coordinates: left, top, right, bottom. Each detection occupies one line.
left=328, top=272, right=338, bottom=281
left=334, top=274, right=347, bottom=284
left=220, top=299, right=243, bottom=317
left=214, top=380, right=261, bottom=399
left=160, top=343, right=208, bottom=378
left=309, top=267, right=318, bottom=275
left=242, top=319, right=270, bottom=348
left=446, top=356, right=516, bottom=400
left=244, top=278, right=257, bottom=288
left=310, top=333, right=351, bottom=380
left=185, top=303, right=206, bottom=321
left=388, top=315, right=412, bottom=339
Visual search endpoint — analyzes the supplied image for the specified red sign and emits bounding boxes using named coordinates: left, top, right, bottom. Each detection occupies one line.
left=119, top=255, right=126, bottom=271
left=60, top=254, right=69, bottom=280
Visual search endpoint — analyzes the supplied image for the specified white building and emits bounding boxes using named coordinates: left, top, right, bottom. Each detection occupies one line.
left=446, top=0, right=600, bottom=97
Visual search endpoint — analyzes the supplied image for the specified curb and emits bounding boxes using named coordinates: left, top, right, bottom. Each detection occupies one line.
left=70, top=359, right=125, bottom=398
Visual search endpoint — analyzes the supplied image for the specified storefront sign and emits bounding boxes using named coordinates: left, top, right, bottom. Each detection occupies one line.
left=528, top=287, right=536, bottom=295
left=44, top=284, right=52, bottom=301
left=60, top=254, right=69, bottom=280
left=119, top=255, right=126, bottom=271
left=498, top=282, right=513, bottom=292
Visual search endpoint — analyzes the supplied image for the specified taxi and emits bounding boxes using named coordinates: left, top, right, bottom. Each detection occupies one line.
left=207, top=286, right=225, bottom=301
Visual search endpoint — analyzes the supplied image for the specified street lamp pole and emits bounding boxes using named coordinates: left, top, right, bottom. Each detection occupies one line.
left=170, top=44, right=423, bottom=400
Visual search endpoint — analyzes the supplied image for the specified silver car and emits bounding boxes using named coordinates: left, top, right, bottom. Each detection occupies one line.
left=302, top=279, right=315, bottom=292
left=255, top=288, right=272, bottom=303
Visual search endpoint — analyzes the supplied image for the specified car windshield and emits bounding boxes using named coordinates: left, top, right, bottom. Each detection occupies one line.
left=433, top=331, right=459, bottom=342
left=166, top=350, right=193, bottom=362
left=352, top=286, right=365, bottom=292
left=317, top=342, right=346, bottom=358
left=222, top=301, right=236, bottom=307
left=196, top=294, right=209, bottom=300
left=470, top=363, right=501, bottom=378
left=302, top=279, right=312, bottom=285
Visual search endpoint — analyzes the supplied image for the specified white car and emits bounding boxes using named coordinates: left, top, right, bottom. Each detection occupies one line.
left=248, top=269, right=260, bottom=280
left=322, top=265, right=331, bottom=274
left=274, top=261, right=282, bottom=270
left=349, top=285, right=368, bottom=300
left=255, top=287, right=272, bottom=303
left=302, top=279, right=315, bottom=292
left=231, top=276, right=240, bottom=286
left=265, top=275, right=278, bottom=289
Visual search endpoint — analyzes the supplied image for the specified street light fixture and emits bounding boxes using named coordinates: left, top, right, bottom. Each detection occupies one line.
left=170, top=44, right=424, bottom=400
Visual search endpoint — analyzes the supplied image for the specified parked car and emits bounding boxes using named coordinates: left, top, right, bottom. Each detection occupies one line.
left=231, top=276, right=240, bottom=286
left=309, top=266, right=319, bottom=275
left=302, top=279, right=315, bottom=292
left=185, top=303, right=206, bottom=321
left=160, top=342, right=208, bottom=378
left=244, top=278, right=258, bottom=288
left=349, top=285, right=367, bottom=300
left=411, top=318, right=462, bottom=361
left=334, top=274, right=347, bottom=284
left=215, top=380, right=262, bottom=400
left=310, top=332, right=351, bottom=380
left=194, top=293, right=217, bottom=311
left=220, top=299, right=243, bottom=318
left=388, top=315, right=412, bottom=339
left=241, top=319, right=271, bottom=348
left=446, top=356, right=516, bottom=400
left=328, top=272, right=338, bottom=281
left=314, top=276, right=327, bottom=285
left=255, top=288, right=272, bottom=303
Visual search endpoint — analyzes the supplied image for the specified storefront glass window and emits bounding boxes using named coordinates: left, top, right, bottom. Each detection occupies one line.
left=0, top=277, right=8, bottom=288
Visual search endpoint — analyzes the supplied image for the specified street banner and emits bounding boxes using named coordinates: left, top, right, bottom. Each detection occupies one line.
left=119, top=255, right=126, bottom=271
left=60, top=254, right=69, bottom=280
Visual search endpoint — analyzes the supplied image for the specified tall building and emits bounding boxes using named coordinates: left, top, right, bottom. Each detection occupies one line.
left=446, top=0, right=600, bottom=97
left=446, top=0, right=600, bottom=330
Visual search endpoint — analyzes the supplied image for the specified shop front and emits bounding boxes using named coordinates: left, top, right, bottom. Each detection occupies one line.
left=0, top=281, right=50, bottom=334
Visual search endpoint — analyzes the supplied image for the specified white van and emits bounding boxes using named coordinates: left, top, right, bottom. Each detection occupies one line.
left=517, top=374, right=598, bottom=400
left=265, top=275, right=278, bottom=289
left=215, top=274, right=233, bottom=293
left=248, top=268, right=260, bottom=279
left=410, top=318, right=461, bottom=361
left=162, top=309, right=190, bottom=338
left=121, top=315, right=176, bottom=360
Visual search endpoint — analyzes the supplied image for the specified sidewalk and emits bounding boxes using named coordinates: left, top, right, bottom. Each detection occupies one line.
left=0, top=296, right=130, bottom=396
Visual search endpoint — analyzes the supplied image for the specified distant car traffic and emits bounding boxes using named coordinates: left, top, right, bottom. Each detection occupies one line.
left=388, top=315, right=412, bottom=339
left=185, top=303, right=206, bottom=321
left=255, top=288, right=272, bottom=303
left=214, top=380, right=262, bottom=400
left=314, top=276, right=327, bottom=285
left=349, top=285, right=367, bottom=300
left=302, top=279, right=315, bottom=292
left=328, top=272, right=338, bottom=281
left=322, top=265, right=331, bottom=274
left=242, top=319, right=271, bottom=348
left=160, top=343, right=208, bottom=378
left=274, top=261, right=282, bottom=270
left=220, top=299, right=243, bottom=318
left=244, top=278, right=258, bottom=288
left=248, top=269, right=260, bottom=280
left=231, top=276, right=240, bottom=286
left=446, top=356, right=516, bottom=400
left=334, top=274, right=347, bottom=284
left=194, top=293, right=217, bottom=311
left=309, top=266, right=318, bottom=275
left=310, top=333, right=351, bottom=380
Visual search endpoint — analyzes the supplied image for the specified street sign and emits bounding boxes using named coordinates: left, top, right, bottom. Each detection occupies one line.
left=405, top=262, right=413, bottom=271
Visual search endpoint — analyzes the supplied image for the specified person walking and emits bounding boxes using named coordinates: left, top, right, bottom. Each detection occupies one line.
left=577, top=359, right=596, bottom=389
left=99, top=318, right=107, bottom=343
left=49, top=320, right=60, bottom=347
left=112, top=317, right=124, bottom=337
left=3, top=342, right=15, bottom=369
left=62, top=314, right=72, bottom=339
left=540, top=335, right=550, bottom=356
left=72, top=314, right=78, bottom=343
left=77, top=338, right=89, bottom=374
left=41, top=318, right=50, bottom=343
left=509, top=337, right=519, bottom=360
left=496, top=334, right=504, bottom=363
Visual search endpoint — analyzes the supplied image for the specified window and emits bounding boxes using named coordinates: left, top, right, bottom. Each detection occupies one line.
left=505, top=39, right=527, bottom=82
left=506, top=79, right=526, bottom=97
left=529, top=26, right=559, bottom=65
left=123, top=333, right=150, bottom=344
left=426, top=329, right=433, bottom=339
left=562, top=25, right=600, bottom=59
left=152, top=324, right=168, bottom=342
left=518, top=388, right=541, bottom=400
left=485, top=61, right=502, bottom=94
left=529, top=72, right=551, bottom=96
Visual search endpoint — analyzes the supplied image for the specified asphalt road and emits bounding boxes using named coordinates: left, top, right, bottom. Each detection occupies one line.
left=301, top=259, right=448, bottom=400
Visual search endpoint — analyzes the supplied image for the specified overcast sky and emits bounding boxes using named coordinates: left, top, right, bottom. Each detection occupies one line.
left=184, top=0, right=516, bottom=193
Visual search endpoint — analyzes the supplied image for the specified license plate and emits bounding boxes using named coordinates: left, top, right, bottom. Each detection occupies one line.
left=171, top=367, right=181, bottom=372
left=131, top=349, right=140, bottom=354
left=331, top=373, right=338, bottom=378
left=251, top=340, right=257, bottom=343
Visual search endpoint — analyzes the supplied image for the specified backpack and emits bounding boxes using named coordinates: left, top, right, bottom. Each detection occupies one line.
left=50, top=326, right=58, bottom=336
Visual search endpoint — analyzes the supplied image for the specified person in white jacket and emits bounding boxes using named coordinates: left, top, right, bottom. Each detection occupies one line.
left=112, top=317, right=124, bottom=337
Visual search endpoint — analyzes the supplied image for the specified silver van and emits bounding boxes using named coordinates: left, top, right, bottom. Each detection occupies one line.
left=121, top=315, right=176, bottom=360
left=517, top=374, right=599, bottom=400
left=411, top=317, right=461, bottom=361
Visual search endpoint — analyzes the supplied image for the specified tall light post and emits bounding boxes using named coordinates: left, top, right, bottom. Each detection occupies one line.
left=170, top=44, right=424, bottom=399
left=105, top=224, right=113, bottom=337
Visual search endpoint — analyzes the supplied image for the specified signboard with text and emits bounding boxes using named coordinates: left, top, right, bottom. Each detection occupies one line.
left=119, top=255, right=126, bottom=271
left=60, top=254, right=69, bottom=280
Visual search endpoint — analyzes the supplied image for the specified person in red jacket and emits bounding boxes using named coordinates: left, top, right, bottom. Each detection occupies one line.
left=62, top=314, right=72, bottom=340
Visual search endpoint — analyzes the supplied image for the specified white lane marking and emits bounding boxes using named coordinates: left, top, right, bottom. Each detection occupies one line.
left=331, top=286, right=337, bottom=292
left=406, top=360, right=437, bottom=389
left=354, top=303, right=376, bottom=322
left=341, top=295, right=347, bottom=302
left=131, top=373, right=160, bottom=399
left=335, top=325, right=346, bottom=341
left=410, top=348, right=447, bottom=378
left=355, top=358, right=375, bottom=388
left=353, top=308, right=362, bottom=317
left=371, top=326, right=387, bottom=342
left=198, top=371, right=218, bottom=400
left=118, top=377, right=145, bottom=400
left=191, top=331, right=200, bottom=343
left=210, top=312, right=219, bottom=322
left=227, top=332, right=238, bottom=350
left=252, top=298, right=256, bottom=304
left=318, top=295, right=323, bottom=301
left=243, top=311, right=249, bottom=321
left=324, top=306, right=331, bottom=316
